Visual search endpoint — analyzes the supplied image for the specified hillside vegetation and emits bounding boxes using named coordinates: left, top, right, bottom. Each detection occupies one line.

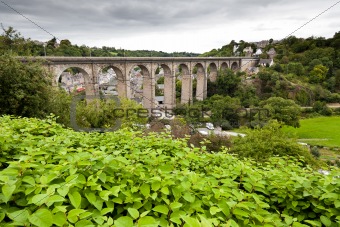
left=0, top=27, right=198, bottom=57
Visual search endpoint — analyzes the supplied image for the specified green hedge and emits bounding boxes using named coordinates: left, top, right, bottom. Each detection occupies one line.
left=0, top=116, right=339, bottom=226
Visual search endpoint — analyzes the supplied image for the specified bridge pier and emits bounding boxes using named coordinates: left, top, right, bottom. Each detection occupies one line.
left=163, top=65, right=176, bottom=110
left=196, top=66, right=206, bottom=101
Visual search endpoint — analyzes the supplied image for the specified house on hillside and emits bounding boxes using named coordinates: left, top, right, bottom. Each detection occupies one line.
left=267, top=48, right=277, bottom=59
left=233, top=45, right=240, bottom=56
left=254, top=48, right=262, bottom=57
left=259, top=59, right=274, bottom=67
left=243, top=46, right=253, bottom=57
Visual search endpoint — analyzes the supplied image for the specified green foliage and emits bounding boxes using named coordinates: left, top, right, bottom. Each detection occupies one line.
left=221, top=120, right=234, bottom=130
left=0, top=116, right=339, bottom=226
left=188, top=133, right=232, bottom=153
left=231, top=121, right=318, bottom=165
left=286, top=62, right=305, bottom=76
left=75, top=98, right=147, bottom=130
left=175, top=79, right=182, bottom=100
left=200, top=40, right=236, bottom=57
left=311, top=146, right=321, bottom=159
left=313, top=101, right=333, bottom=116
left=207, top=69, right=241, bottom=97
left=260, top=97, right=301, bottom=127
left=309, top=65, right=328, bottom=83
left=0, top=55, right=52, bottom=118
left=234, top=84, right=259, bottom=107
left=156, top=76, right=164, bottom=84
left=206, top=95, right=242, bottom=126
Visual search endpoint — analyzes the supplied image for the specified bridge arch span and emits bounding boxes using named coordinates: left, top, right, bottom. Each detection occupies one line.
left=231, top=62, right=239, bottom=71
left=220, top=62, right=229, bottom=71
left=98, top=65, right=128, bottom=99
left=208, top=62, right=218, bottom=82
left=158, top=64, right=175, bottom=109
left=128, top=64, right=154, bottom=110
left=53, top=65, right=95, bottom=96
left=178, top=63, right=192, bottom=104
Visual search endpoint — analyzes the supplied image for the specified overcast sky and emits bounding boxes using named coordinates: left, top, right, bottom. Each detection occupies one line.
left=0, top=0, right=339, bottom=53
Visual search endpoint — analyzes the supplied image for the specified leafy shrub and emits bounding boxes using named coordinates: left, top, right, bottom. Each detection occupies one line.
left=221, top=120, right=233, bottom=130
left=313, top=101, right=333, bottom=116
left=0, top=116, right=339, bottom=226
left=231, top=121, right=318, bottom=166
left=311, top=146, right=321, bottom=158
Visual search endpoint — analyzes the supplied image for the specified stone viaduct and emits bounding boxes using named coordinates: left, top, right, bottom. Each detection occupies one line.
left=36, top=57, right=259, bottom=110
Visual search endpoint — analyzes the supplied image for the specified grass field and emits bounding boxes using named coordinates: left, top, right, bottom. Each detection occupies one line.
left=283, top=116, right=340, bottom=148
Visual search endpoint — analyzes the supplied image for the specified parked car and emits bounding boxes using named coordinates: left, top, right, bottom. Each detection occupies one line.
left=206, top=123, right=214, bottom=130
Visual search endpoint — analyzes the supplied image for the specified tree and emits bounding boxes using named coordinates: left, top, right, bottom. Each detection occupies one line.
left=0, top=25, right=30, bottom=55
left=215, top=69, right=241, bottom=96
left=206, top=95, right=241, bottom=127
left=0, top=55, right=52, bottom=118
left=60, top=39, right=71, bottom=46
left=47, top=37, right=57, bottom=48
left=335, top=69, right=340, bottom=91
left=260, top=97, right=301, bottom=127
left=286, top=62, right=305, bottom=76
left=309, top=64, right=328, bottom=83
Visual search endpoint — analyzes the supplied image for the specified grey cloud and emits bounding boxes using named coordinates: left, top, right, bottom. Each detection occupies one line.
left=0, top=0, right=338, bottom=51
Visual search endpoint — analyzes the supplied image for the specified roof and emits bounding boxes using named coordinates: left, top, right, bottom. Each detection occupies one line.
left=259, top=59, right=273, bottom=64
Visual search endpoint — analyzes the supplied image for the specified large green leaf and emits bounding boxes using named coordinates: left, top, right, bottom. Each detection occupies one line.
left=68, top=191, right=82, bottom=209
left=28, top=209, right=53, bottom=227
left=128, top=208, right=139, bottom=219
left=22, top=176, right=36, bottom=186
left=114, top=216, right=133, bottom=227
left=53, top=212, right=67, bottom=226
left=138, top=216, right=159, bottom=227
left=2, top=184, right=16, bottom=203
left=75, top=220, right=95, bottom=227
left=31, top=194, right=49, bottom=206
left=153, top=205, right=169, bottom=215
left=320, top=216, right=332, bottom=227
left=140, top=183, right=150, bottom=197
left=7, top=209, right=29, bottom=223
left=46, top=195, right=65, bottom=207
left=182, top=216, right=200, bottom=227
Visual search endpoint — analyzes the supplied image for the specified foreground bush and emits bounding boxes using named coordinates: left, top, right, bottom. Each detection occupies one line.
left=0, top=116, right=339, bottom=226
left=231, top=121, right=319, bottom=167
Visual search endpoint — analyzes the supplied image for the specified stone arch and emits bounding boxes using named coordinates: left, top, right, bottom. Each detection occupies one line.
left=220, top=62, right=229, bottom=71
left=178, top=63, right=192, bottom=104
left=231, top=62, right=239, bottom=71
left=54, top=65, right=95, bottom=96
left=208, top=62, right=218, bottom=82
left=194, top=63, right=205, bottom=101
left=129, top=64, right=154, bottom=110
left=98, top=65, right=128, bottom=99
